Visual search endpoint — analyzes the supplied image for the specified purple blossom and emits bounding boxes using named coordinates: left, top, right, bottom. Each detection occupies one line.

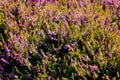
left=13, top=75, right=18, bottom=79
left=48, top=30, right=56, bottom=36
left=25, top=74, right=31, bottom=79
left=24, top=0, right=27, bottom=2
left=113, top=2, right=119, bottom=8
left=51, top=17, right=56, bottom=22
left=117, top=31, right=120, bottom=35
left=32, top=66, right=37, bottom=71
left=77, top=73, right=81, bottom=77
left=54, top=0, right=58, bottom=5
left=105, top=17, right=109, bottom=25
left=30, top=0, right=39, bottom=3
left=26, top=56, right=31, bottom=60
left=98, top=50, right=102, bottom=54
left=42, top=0, right=49, bottom=5
left=93, top=73, right=97, bottom=78
left=94, top=15, right=99, bottom=20
left=39, top=69, right=44, bottom=74
left=14, top=0, right=18, bottom=2
left=107, top=0, right=114, bottom=5
left=91, top=0, right=95, bottom=3
left=108, top=53, right=112, bottom=59
left=91, top=52, right=95, bottom=56
left=50, top=37, right=58, bottom=41
left=0, top=67, right=4, bottom=71
left=118, top=49, right=120, bottom=53
left=65, top=44, right=71, bottom=50
left=90, top=65, right=98, bottom=71
left=82, top=57, right=87, bottom=62
left=9, top=74, right=18, bottom=79
left=108, top=27, right=114, bottom=32
left=41, top=52, right=46, bottom=60
left=0, top=58, right=9, bottom=64
left=81, top=64, right=87, bottom=68
left=5, top=46, right=10, bottom=57
left=76, top=16, right=82, bottom=22
left=83, top=16, right=89, bottom=23
left=80, top=0, right=87, bottom=7
left=47, top=53, right=52, bottom=57
left=29, top=50, right=33, bottom=54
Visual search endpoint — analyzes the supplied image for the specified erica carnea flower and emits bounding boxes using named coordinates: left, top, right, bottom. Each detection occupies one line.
left=0, top=58, right=9, bottom=64
left=30, top=0, right=39, bottom=3
left=90, top=65, right=98, bottom=71
left=5, top=46, right=10, bottom=57
left=64, top=44, right=71, bottom=51
left=105, top=17, right=109, bottom=25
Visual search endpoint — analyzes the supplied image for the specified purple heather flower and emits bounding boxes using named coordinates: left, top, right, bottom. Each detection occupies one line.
left=108, top=53, right=112, bottom=59
left=51, top=17, right=56, bottom=22
left=90, top=65, right=98, bottom=71
left=25, top=74, right=31, bottom=79
left=13, top=75, right=18, bottom=79
left=48, top=30, right=56, bottom=36
left=50, top=37, right=57, bottom=41
left=82, top=57, right=87, bottom=62
left=0, top=67, right=4, bottom=71
left=71, top=41, right=78, bottom=46
left=26, top=56, right=31, bottom=60
left=10, top=75, right=18, bottom=79
left=54, top=0, right=58, bottom=5
left=15, top=55, right=20, bottom=62
left=32, top=66, right=37, bottom=71
left=29, top=50, right=33, bottom=54
left=77, top=73, right=81, bottom=77
left=24, top=42, right=29, bottom=48
left=8, top=74, right=18, bottom=79
left=57, top=47, right=61, bottom=51
left=94, top=15, right=99, bottom=20
left=42, top=0, right=49, bottom=5
left=93, top=73, right=98, bottom=78
left=114, top=2, right=119, bottom=8
left=37, top=78, right=40, bottom=80
left=47, top=53, right=52, bottom=57
left=76, top=16, right=82, bottom=22
left=39, top=69, right=44, bottom=74
left=0, top=58, right=9, bottom=64
left=80, top=0, right=87, bottom=7
left=43, top=62, right=48, bottom=68
left=91, top=52, right=95, bottom=56
left=98, top=50, right=102, bottom=54
left=14, top=0, right=18, bottom=2
left=117, top=31, right=120, bottom=35
left=91, top=0, right=95, bottom=3
left=107, top=0, right=114, bottom=5
left=30, top=0, right=38, bottom=3
left=108, top=27, right=114, bottom=32
left=65, top=44, right=71, bottom=50
left=11, top=53, right=17, bottom=58
left=81, top=64, right=86, bottom=68
left=41, top=52, right=46, bottom=60
left=105, top=17, right=109, bottom=25
left=83, top=16, right=89, bottom=23
left=118, top=49, right=120, bottom=53
left=5, top=46, right=10, bottom=57
left=24, top=0, right=27, bottom=2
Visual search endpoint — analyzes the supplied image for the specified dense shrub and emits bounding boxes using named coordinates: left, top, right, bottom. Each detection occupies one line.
left=0, top=0, right=120, bottom=79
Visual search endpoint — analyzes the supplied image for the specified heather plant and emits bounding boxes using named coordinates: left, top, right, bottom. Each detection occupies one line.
left=0, top=0, right=120, bottom=80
